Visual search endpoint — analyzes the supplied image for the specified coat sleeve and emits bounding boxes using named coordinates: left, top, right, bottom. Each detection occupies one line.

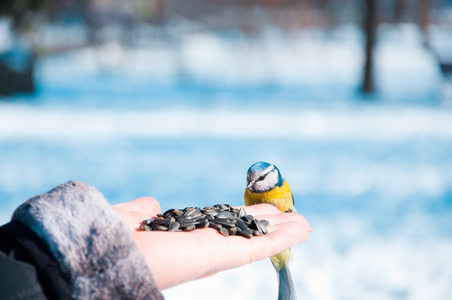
left=10, top=181, right=164, bottom=300
left=0, top=219, right=72, bottom=299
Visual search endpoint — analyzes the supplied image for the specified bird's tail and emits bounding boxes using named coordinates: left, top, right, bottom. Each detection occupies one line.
left=277, top=264, right=295, bottom=300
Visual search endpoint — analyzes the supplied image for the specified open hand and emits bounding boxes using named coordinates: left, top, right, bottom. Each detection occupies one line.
left=113, top=197, right=311, bottom=290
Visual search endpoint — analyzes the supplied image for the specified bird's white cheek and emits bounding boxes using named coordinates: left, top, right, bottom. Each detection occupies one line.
left=247, top=181, right=255, bottom=189
left=254, top=182, right=270, bottom=193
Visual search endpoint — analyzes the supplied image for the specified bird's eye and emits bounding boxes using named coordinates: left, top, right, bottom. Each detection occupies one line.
left=258, top=175, right=266, bottom=181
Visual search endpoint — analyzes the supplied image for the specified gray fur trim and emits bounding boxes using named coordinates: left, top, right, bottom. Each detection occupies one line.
left=12, top=181, right=163, bottom=300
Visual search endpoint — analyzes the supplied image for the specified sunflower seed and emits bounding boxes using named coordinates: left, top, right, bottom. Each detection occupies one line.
left=209, top=222, right=223, bottom=231
left=184, top=207, right=202, bottom=219
left=219, top=227, right=230, bottom=236
left=252, top=229, right=263, bottom=236
left=214, top=219, right=235, bottom=228
left=194, top=216, right=209, bottom=222
left=168, top=222, right=180, bottom=232
left=153, top=218, right=172, bottom=225
left=196, top=221, right=210, bottom=228
left=255, top=219, right=268, bottom=234
left=242, top=215, right=254, bottom=224
left=202, top=206, right=215, bottom=211
left=163, top=208, right=183, bottom=217
left=228, top=227, right=237, bottom=235
left=260, top=219, right=270, bottom=227
left=183, top=225, right=196, bottom=231
left=179, top=220, right=199, bottom=228
left=142, top=219, right=153, bottom=225
left=139, top=224, right=151, bottom=231
left=235, top=219, right=250, bottom=232
left=152, top=224, right=168, bottom=231
left=237, top=228, right=253, bottom=239
left=214, top=204, right=229, bottom=211
left=216, top=211, right=232, bottom=219
left=203, top=210, right=219, bottom=217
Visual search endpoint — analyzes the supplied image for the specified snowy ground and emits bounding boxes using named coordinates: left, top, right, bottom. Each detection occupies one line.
left=1, top=24, right=452, bottom=299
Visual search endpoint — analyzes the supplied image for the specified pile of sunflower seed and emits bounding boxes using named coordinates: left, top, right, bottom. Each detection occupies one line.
left=140, top=204, right=269, bottom=238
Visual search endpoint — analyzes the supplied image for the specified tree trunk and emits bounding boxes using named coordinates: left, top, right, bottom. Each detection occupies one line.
left=394, top=0, right=406, bottom=23
left=362, top=0, right=377, bottom=94
left=418, top=0, right=431, bottom=47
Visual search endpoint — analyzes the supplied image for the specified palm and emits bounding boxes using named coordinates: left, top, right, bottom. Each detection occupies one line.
left=113, top=197, right=311, bottom=289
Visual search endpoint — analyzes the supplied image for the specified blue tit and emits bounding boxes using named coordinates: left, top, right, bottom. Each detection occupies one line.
left=244, top=161, right=296, bottom=300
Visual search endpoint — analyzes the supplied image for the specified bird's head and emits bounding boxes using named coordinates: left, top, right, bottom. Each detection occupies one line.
left=246, top=161, right=283, bottom=193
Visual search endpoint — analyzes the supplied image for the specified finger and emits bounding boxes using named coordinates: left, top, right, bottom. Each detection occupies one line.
left=258, top=212, right=311, bottom=230
left=268, top=222, right=311, bottom=244
left=114, top=197, right=161, bottom=216
left=235, top=203, right=282, bottom=216
left=189, top=221, right=308, bottom=268
left=220, top=228, right=302, bottom=265
left=261, top=228, right=307, bottom=254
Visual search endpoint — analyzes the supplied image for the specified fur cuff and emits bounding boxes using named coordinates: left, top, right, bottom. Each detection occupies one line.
left=12, top=181, right=163, bottom=300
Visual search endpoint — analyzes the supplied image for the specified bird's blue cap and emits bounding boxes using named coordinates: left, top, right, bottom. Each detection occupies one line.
left=248, top=161, right=272, bottom=174
left=247, top=161, right=283, bottom=186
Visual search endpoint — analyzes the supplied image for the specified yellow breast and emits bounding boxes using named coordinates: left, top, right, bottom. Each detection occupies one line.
left=244, top=181, right=295, bottom=213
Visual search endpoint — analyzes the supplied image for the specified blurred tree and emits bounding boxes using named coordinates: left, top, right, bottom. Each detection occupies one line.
left=0, top=0, right=44, bottom=29
left=0, top=0, right=43, bottom=96
left=393, top=0, right=407, bottom=23
left=418, top=0, right=432, bottom=46
left=361, top=0, right=377, bottom=94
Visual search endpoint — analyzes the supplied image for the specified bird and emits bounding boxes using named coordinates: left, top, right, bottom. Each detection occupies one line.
left=244, top=161, right=296, bottom=300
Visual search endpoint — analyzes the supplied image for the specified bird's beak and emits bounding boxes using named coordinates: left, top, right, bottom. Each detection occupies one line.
left=247, top=180, right=255, bottom=189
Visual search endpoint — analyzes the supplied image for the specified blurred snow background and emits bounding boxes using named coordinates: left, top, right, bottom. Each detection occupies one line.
left=1, top=1, right=452, bottom=298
